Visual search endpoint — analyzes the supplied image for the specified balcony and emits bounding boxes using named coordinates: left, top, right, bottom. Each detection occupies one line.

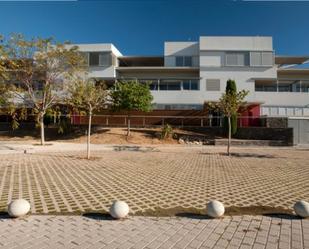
left=255, top=79, right=309, bottom=93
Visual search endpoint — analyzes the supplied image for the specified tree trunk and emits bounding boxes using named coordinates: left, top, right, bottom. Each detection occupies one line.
left=127, top=114, right=131, bottom=137
left=39, top=112, right=45, bottom=146
left=87, top=110, right=92, bottom=160
left=227, top=116, right=231, bottom=156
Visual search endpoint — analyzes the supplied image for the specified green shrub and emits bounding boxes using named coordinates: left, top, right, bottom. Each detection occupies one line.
left=57, top=118, right=72, bottom=135
left=223, top=79, right=238, bottom=136
left=160, top=124, right=173, bottom=140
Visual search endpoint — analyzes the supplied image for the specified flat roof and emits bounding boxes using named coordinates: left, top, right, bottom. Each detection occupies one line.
left=275, top=56, right=309, bottom=65
left=278, top=68, right=309, bottom=75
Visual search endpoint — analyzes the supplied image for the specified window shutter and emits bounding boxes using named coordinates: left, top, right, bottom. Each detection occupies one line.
left=99, top=52, right=111, bottom=66
left=206, top=79, right=220, bottom=91
left=261, top=52, right=273, bottom=66
left=226, top=53, right=237, bottom=66
left=250, top=52, right=261, bottom=66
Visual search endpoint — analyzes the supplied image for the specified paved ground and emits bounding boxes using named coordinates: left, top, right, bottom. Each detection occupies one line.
left=0, top=215, right=308, bottom=249
left=0, top=145, right=308, bottom=214
left=0, top=144, right=309, bottom=248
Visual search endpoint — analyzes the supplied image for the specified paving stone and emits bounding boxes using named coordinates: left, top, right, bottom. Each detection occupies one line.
left=0, top=147, right=308, bottom=214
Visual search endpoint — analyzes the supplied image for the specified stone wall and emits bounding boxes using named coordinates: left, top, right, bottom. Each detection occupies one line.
left=183, top=126, right=293, bottom=146
left=262, top=117, right=288, bottom=128
left=235, top=127, right=293, bottom=146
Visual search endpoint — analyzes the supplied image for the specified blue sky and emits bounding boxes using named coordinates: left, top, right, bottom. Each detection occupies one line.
left=0, top=0, right=308, bottom=56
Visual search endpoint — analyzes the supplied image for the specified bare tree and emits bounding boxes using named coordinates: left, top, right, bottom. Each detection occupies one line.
left=207, top=85, right=248, bottom=156
left=3, top=34, right=85, bottom=145
left=67, top=78, right=107, bottom=159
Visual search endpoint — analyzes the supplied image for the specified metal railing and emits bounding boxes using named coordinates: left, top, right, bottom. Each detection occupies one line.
left=71, top=114, right=267, bottom=128
left=0, top=114, right=280, bottom=128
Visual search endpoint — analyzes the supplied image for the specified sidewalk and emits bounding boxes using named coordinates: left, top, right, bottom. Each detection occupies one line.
left=0, top=141, right=160, bottom=154
left=0, top=215, right=308, bottom=249
left=0, top=140, right=301, bottom=155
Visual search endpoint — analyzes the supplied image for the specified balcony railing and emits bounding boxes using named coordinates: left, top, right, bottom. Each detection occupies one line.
left=255, top=80, right=309, bottom=93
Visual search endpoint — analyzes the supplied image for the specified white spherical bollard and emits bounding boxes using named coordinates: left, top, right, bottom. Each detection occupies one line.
left=293, top=200, right=309, bottom=218
left=8, top=199, right=31, bottom=218
left=109, top=201, right=129, bottom=219
left=207, top=200, right=225, bottom=218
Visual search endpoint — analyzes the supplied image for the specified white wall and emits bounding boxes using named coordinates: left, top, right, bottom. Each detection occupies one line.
left=199, top=36, right=273, bottom=51
left=198, top=37, right=277, bottom=105
left=256, top=92, right=309, bottom=107
left=164, top=42, right=199, bottom=56
left=164, top=42, right=199, bottom=67
left=88, top=66, right=116, bottom=78
left=199, top=67, right=277, bottom=99
left=70, top=43, right=122, bottom=56
left=66, top=43, right=122, bottom=78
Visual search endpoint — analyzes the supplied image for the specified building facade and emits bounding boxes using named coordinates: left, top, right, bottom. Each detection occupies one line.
left=73, top=36, right=309, bottom=118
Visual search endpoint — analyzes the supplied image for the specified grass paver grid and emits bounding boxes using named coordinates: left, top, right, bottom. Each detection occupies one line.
left=0, top=146, right=308, bottom=214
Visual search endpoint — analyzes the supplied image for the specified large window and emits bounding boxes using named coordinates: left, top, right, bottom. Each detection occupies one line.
left=255, top=80, right=308, bottom=92
left=250, top=52, right=273, bottom=67
left=278, top=81, right=301, bottom=92
left=88, top=52, right=112, bottom=67
left=225, top=52, right=249, bottom=66
left=301, top=81, right=309, bottom=92
left=127, top=79, right=200, bottom=91
left=183, top=79, right=199, bottom=90
left=175, top=56, right=192, bottom=67
left=159, top=80, right=181, bottom=90
left=225, top=51, right=273, bottom=67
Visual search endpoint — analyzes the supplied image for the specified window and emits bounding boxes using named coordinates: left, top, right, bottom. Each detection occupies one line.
left=301, top=81, right=309, bottom=92
left=176, top=57, right=183, bottom=67
left=139, top=79, right=158, bottom=90
left=159, top=80, right=181, bottom=90
left=175, top=56, right=192, bottom=67
left=261, top=52, right=273, bottom=66
left=89, top=52, right=99, bottom=66
left=182, top=79, right=199, bottom=90
left=89, top=52, right=112, bottom=66
left=250, top=52, right=261, bottom=66
left=278, top=81, right=301, bottom=92
left=255, top=85, right=264, bottom=92
left=149, top=82, right=159, bottom=90
left=206, top=79, right=220, bottom=91
left=270, top=107, right=278, bottom=116
left=250, top=52, right=273, bottom=66
left=225, top=52, right=249, bottom=66
left=184, top=56, right=192, bottom=66
left=191, top=80, right=199, bottom=90
left=183, top=81, right=190, bottom=90
left=255, top=82, right=277, bottom=92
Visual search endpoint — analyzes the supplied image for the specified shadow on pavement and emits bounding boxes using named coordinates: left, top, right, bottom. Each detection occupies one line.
left=0, top=212, right=11, bottom=219
left=83, top=212, right=113, bottom=220
left=263, top=213, right=301, bottom=220
left=200, top=152, right=280, bottom=159
left=175, top=213, right=211, bottom=220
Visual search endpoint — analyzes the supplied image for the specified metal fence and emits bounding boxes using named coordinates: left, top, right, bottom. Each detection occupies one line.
left=0, top=114, right=287, bottom=129
left=71, top=114, right=269, bottom=128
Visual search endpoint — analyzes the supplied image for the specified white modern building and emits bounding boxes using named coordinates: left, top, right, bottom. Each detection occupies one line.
left=74, top=36, right=309, bottom=118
